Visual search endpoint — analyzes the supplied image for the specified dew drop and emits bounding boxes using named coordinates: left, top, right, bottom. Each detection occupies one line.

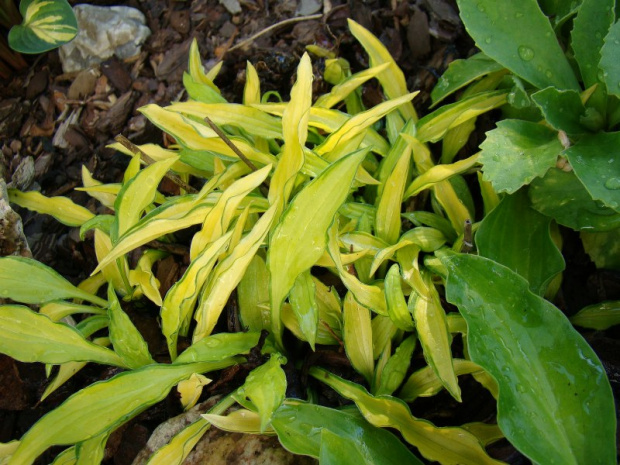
left=477, top=3, right=485, bottom=12
left=1, top=289, right=8, bottom=296
left=518, top=46, right=535, bottom=61
left=545, top=70, right=553, bottom=79
left=515, top=12, right=523, bottom=18
left=604, top=177, right=620, bottom=190
left=485, top=37, right=492, bottom=44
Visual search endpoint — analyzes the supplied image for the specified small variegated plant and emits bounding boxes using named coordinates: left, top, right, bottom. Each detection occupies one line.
left=0, top=15, right=616, bottom=465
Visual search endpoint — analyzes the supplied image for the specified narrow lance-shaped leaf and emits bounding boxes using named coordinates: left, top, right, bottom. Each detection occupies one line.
left=343, top=292, right=374, bottom=384
left=376, top=148, right=410, bottom=245
left=442, top=254, right=616, bottom=465
left=8, top=189, right=94, bottom=227
left=384, top=264, right=414, bottom=331
left=0, top=256, right=107, bottom=306
left=9, top=360, right=241, bottom=465
left=289, top=270, right=319, bottom=350
left=0, top=305, right=125, bottom=367
left=375, top=334, right=416, bottom=396
left=268, top=148, right=368, bottom=349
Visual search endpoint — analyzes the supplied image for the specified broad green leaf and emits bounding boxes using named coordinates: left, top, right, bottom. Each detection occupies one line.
left=443, top=254, right=616, bottom=465
left=237, top=354, right=287, bottom=432
left=193, top=205, right=277, bottom=342
left=310, top=367, right=503, bottom=465
left=8, top=189, right=94, bottom=227
left=404, top=153, right=479, bottom=199
left=416, top=91, right=507, bottom=143
left=113, top=156, right=179, bottom=240
left=0, top=305, right=124, bottom=367
left=456, top=0, right=579, bottom=90
left=600, top=19, right=620, bottom=98
left=565, top=132, right=620, bottom=212
left=479, top=120, right=562, bottom=194
left=319, top=429, right=367, bottom=465
left=268, top=149, right=368, bottom=348
left=375, top=334, right=416, bottom=396
left=413, top=271, right=460, bottom=402
left=289, top=270, right=319, bottom=349
left=0, top=256, right=107, bottom=306
left=343, top=292, right=374, bottom=384
left=9, top=360, right=239, bottom=465
left=348, top=19, right=417, bottom=122
left=570, top=301, right=620, bottom=330
left=174, top=331, right=261, bottom=365
left=385, top=264, right=414, bottom=331
left=431, top=53, right=505, bottom=106
left=162, top=232, right=232, bottom=359
left=271, top=402, right=423, bottom=464
left=531, top=88, right=587, bottom=135
left=107, top=286, right=154, bottom=368
left=8, top=0, right=77, bottom=54
left=375, top=148, right=410, bottom=244
left=476, top=190, right=565, bottom=295
left=530, top=168, right=620, bottom=231
left=581, top=229, right=620, bottom=270
left=238, top=254, right=270, bottom=331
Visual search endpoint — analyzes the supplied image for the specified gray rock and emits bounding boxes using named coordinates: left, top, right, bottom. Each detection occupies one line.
left=59, top=5, right=151, bottom=73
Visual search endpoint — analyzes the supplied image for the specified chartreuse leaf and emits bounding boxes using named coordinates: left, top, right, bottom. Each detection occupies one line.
left=404, top=153, right=480, bottom=199
left=128, top=249, right=167, bottom=306
left=0, top=256, right=107, bottom=306
left=162, top=232, right=232, bottom=359
left=375, top=334, right=416, bottom=396
left=236, top=354, right=287, bottom=432
left=479, top=120, right=562, bottom=194
left=177, top=373, right=211, bottom=410
left=600, top=19, right=620, bottom=99
left=443, top=254, right=616, bottom=465
left=529, top=168, right=620, bottom=231
left=107, top=286, right=155, bottom=369
left=268, top=148, right=368, bottom=348
left=343, top=292, right=374, bottom=384
left=174, top=331, right=260, bottom=365
left=113, top=156, right=179, bottom=240
left=456, top=0, right=579, bottom=91
left=201, top=409, right=264, bottom=434
left=94, top=229, right=130, bottom=295
left=9, top=360, right=240, bottom=465
left=581, top=229, right=620, bottom=270
left=75, top=430, right=110, bottom=464
left=188, top=38, right=222, bottom=93
left=8, top=189, right=94, bottom=227
left=193, top=205, right=277, bottom=342
left=0, top=305, right=124, bottom=367
left=315, top=63, right=390, bottom=109
left=431, top=53, right=505, bottom=106
left=347, top=19, right=417, bottom=122
left=385, top=264, right=414, bottom=331
left=413, top=270, right=461, bottom=402
left=570, top=301, right=620, bottom=330
left=476, top=190, right=565, bottom=295
left=271, top=402, right=423, bottom=464
left=289, top=270, right=319, bottom=349
left=238, top=255, right=270, bottom=331
left=376, top=148, right=409, bottom=244
left=310, top=367, right=502, bottom=465
left=565, top=132, right=620, bottom=212
left=8, top=0, right=77, bottom=54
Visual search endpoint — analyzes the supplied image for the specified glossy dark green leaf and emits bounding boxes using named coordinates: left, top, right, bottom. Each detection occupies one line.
left=319, top=428, right=367, bottom=465
left=531, top=88, right=586, bottom=134
left=600, top=19, right=620, bottom=99
left=476, top=190, right=565, bottom=295
left=456, top=0, right=579, bottom=91
left=271, top=402, right=423, bottom=464
left=443, top=254, right=616, bottom=465
left=479, top=120, right=562, bottom=194
left=530, top=168, right=620, bottom=231
left=565, top=132, right=620, bottom=213
left=431, top=53, right=505, bottom=106
left=0, top=256, right=107, bottom=306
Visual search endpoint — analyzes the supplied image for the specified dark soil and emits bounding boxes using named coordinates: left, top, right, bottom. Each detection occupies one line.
left=1, top=0, right=619, bottom=463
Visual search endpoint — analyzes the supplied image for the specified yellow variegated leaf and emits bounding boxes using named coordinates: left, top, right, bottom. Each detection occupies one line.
left=79, top=166, right=117, bottom=208
left=94, top=229, right=130, bottom=295
left=314, top=63, right=390, bottom=109
left=477, top=171, right=501, bottom=216
left=341, top=231, right=389, bottom=253
left=178, top=373, right=211, bottom=410
left=109, top=142, right=208, bottom=176
left=347, top=19, right=417, bottom=122
left=269, top=53, right=313, bottom=215
left=8, top=189, right=94, bottom=227
left=434, top=180, right=471, bottom=235
left=442, top=118, right=478, bottom=164
left=167, top=102, right=282, bottom=140
left=369, top=240, right=414, bottom=277
left=191, top=164, right=271, bottom=259
left=376, top=147, right=410, bottom=244
left=327, top=222, right=387, bottom=316
left=343, top=292, right=374, bottom=383
left=413, top=271, right=460, bottom=402
left=193, top=204, right=277, bottom=342
left=404, top=153, right=480, bottom=199
left=372, top=314, right=398, bottom=359
left=162, top=232, right=232, bottom=359
left=268, top=149, right=368, bottom=348
left=202, top=410, right=266, bottom=434
left=128, top=250, right=167, bottom=306
left=385, top=264, right=414, bottom=331
left=39, top=302, right=106, bottom=322
left=188, top=38, right=221, bottom=92
left=315, top=248, right=369, bottom=267
left=289, top=270, right=319, bottom=350
left=244, top=61, right=261, bottom=105
left=316, top=92, right=418, bottom=162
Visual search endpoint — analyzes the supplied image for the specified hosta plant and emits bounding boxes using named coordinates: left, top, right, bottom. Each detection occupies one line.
left=0, top=17, right=616, bottom=465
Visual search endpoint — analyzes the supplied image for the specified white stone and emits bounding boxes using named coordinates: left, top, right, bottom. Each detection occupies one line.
left=59, top=4, right=151, bottom=73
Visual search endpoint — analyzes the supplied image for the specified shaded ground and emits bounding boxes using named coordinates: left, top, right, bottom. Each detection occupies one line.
left=1, top=0, right=619, bottom=463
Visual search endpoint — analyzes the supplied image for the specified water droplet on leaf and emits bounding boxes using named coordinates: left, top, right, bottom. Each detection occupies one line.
left=518, top=46, right=535, bottom=61
left=604, top=177, right=620, bottom=190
